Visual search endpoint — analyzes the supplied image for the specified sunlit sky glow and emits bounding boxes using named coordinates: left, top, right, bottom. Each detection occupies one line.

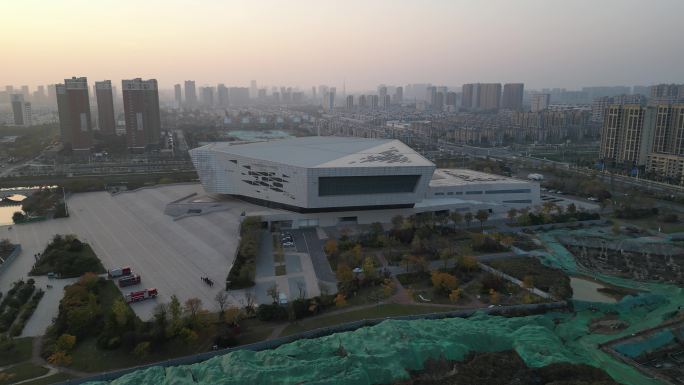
left=1, top=0, right=683, bottom=91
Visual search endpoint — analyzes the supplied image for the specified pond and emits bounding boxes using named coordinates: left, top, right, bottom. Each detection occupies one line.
left=570, top=276, right=617, bottom=303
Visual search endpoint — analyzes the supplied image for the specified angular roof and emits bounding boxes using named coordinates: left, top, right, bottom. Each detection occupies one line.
left=193, top=136, right=434, bottom=168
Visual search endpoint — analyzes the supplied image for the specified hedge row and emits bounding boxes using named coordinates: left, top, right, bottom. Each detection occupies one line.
left=226, top=217, right=261, bottom=289
left=9, top=289, right=45, bottom=336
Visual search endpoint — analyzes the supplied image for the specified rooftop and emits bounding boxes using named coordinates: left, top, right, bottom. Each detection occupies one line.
left=193, top=136, right=434, bottom=168
left=429, top=168, right=528, bottom=187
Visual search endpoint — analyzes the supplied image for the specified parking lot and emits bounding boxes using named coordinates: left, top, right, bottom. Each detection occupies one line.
left=0, top=184, right=246, bottom=323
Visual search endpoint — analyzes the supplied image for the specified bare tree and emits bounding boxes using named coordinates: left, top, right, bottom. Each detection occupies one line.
left=215, top=291, right=229, bottom=320
left=267, top=283, right=280, bottom=304
left=244, top=290, right=256, bottom=315
left=296, top=280, right=306, bottom=300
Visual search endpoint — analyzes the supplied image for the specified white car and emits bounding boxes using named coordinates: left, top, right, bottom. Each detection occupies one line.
left=588, top=197, right=599, bottom=202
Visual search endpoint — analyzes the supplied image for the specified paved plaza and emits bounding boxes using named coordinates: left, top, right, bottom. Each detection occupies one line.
left=0, top=184, right=246, bottom=324
left=0, top=183, right=337, bottom=336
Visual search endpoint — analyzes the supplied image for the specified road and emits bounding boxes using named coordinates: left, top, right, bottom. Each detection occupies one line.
left=292, top=228, right=337, bottom=283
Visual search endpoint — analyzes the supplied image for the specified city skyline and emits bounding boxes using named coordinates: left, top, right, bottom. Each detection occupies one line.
left=2, top=0, right=683, bottom=90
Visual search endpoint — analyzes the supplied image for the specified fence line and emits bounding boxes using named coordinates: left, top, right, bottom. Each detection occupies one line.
left=57, top=301, right=567, bottom=385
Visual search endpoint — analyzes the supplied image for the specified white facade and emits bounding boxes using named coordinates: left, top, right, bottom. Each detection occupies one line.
left=190, top=137, right=540, bottom=217
left=190, top=137, right=435, bottom=212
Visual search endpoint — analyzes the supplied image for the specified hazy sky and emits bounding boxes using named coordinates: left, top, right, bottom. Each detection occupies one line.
left=2, top=0, right=683, bottom=91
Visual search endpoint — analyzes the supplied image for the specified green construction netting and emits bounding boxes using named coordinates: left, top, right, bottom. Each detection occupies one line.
left=613, top=329, right=674, bottom=358
left=84, top=228, right=684, bottom=385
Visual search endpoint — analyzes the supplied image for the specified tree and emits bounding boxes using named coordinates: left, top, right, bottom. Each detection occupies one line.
left=411, top=235, right=422, bottom=254
left=12, top=211, right=25, bottom=224
left=133, top=341, right=150, bottom=359
left=449, top=211, right=462, bottom=230
left=336, top=264, right=354, bottom=285
left=430, top=271, right=459, bottom=296
left=456, top=255, right=479, bottom=272
left=489, top=289, right=501, bottom=304
left=56, top=334, right=76, bottom=352
left=215, top=291, right=229, bottom=321
left=48, top=350, right=72, bottom=366
left=323, top=239, right=338, bottom=256
left=266, top=283, right=280, bottom=304
left=362, top=256, right=377, bottom=281
left=224, top=306, right=242, bottom=326
left=475, top=210, right=489, bottom=229
left=464, top=212, right=474, bottom=228
left=523, top=275, right=535, bottom=289
left=169, top=295, right=183, bottom=336
left=351, top=244, right=363, bottom=265
left=244, top=290, right=256, bottom=316
left=381, top=279, right=395, bottom=298
left=111, top=299, right=130, bottom=328
left=391, top=215, right=404, bottom=230
left=439, top=249, right=453, bottom=269
left=506, top=208, right=518, bottom=223
left=449, top=288, right=462, bottom=303
left=184, top=297, right=203, bottom=327
left=334, top=293, right=347, bottom=307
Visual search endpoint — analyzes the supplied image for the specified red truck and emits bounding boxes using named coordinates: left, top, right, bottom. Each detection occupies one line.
left=118, top=275, right=141, bottom=288
left=125, top=288, right=158, bottom=303
left=108, top=266, right=132, bottom=279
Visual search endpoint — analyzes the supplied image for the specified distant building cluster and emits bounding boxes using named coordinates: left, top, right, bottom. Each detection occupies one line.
left=55, top=76, right=160, bottom=153
left=598, top=83, right=684, bottom=183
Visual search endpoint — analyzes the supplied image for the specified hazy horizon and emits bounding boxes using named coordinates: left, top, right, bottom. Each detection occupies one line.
left=2, top=0, right=683, bottom=91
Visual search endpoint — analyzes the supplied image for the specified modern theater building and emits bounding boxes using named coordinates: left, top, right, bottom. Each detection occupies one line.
left=190, top=136, right=540, bottom=227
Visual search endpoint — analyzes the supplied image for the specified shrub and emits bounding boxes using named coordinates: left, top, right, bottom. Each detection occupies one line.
left=227, top=217, right=261, bottom=289
left=256, top=304, right=287, bottom=322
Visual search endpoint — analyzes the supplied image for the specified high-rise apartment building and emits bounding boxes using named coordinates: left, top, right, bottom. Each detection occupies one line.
left=184, top=80, right=197, bottom=107
left=122, top=78, right=161, bottom=150
left=217, top=84, right=229, bottom=107
left=383, top=94, right=391, bottom=109
left=10, top=94, right=25, bottom=125
left=502, top=83, right=524, bottom=110
left=369, top=94, right=379, bottom=109
left=446, top=92, right=458, bottom=107
left=346, top=95, right=354, bottom=110
left=200, top=86, right=214, bottom=107
left=592, top=95, right=645, bottom=123
left=174, top=84, right=182, bottom=108
left=650, top=84, right=684, bottom=104
left=95, top=80, right=116, bottom=134
left=358, top=95, right=367, bottom=108
left=394, top=86, right=403, bottom=104
left=56, top=77, right=93, bottom=151
left=23, top=102, right=32, bottom=126
left=599, top=104, right=653, bottom=167
left=250, top=80, right=257, bottom=99
left=461, top=84, right=474, bottom=109
left=378, top=86, right=388, bottom=106
left=531, top=93, right=551, bottom=112
left=478, top=83, right=501, bottom=110
left=461, top=83, right=501, bottom=110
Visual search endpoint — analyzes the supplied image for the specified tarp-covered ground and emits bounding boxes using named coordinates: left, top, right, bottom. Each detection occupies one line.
left=84, top=228, right=683, bottom=385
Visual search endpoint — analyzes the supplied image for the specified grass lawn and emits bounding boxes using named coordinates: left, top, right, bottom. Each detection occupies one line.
left=0, top=363, right=49, bottom=385
left=69, top=330, right=214, bottom=373
left=280, top=304, right=457, bottom=337
left=20, top=373, right=75, bottom=385
left=0, top=337, right=33, bottom=366
left=30, top=243, right=105, bottom=277
left=236, top=318, right=275, bottom=345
